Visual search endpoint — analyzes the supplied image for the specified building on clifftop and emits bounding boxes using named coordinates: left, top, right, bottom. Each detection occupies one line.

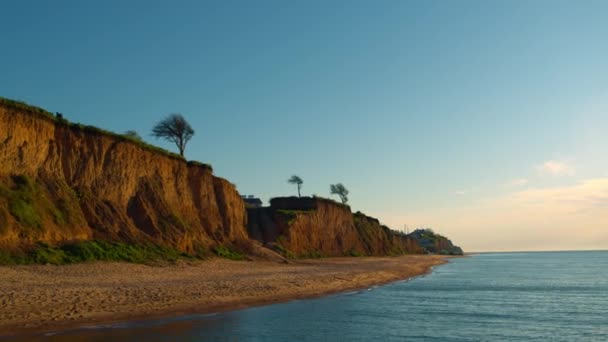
left=242, top=195, right=263, bottom=208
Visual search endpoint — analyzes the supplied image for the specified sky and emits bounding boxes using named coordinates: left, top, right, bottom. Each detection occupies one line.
left=1, top=0, right=607, bottom=252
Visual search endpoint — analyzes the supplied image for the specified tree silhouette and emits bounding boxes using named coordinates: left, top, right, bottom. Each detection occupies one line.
left=151, top=113, right=194, bottom=157
left=288, top=175, right=303, bottom=198
left=330, top=183, right=349, bottom=204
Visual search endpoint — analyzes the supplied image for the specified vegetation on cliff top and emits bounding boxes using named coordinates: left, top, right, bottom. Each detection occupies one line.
left=0, top=97, right=212, bottom=170
left=269, top=195, right=351, bottom=211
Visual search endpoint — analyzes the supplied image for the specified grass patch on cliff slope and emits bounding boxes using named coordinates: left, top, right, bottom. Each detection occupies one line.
left=0, top=208, right=8, bottom=235
left=0, top=250, right=15, bottom=265
left=273, top=237, right=296, bottom=259
left=213, top=245, right=245, bottom=261
left=59, top=240, right=187, bottom=263
left=0, top=241, right=194, bottom=265
left=275, top=209, right=312, bottom=226
left=0, top=175, right=42, bottom=230
left=0, top=175, right=77, bottom=232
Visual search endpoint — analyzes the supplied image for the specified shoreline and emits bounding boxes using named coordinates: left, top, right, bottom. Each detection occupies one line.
left=0, top=255, right=451, bottom=337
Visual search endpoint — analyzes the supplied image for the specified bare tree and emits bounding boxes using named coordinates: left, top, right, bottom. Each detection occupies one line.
left=151, top=113, right=194, bottom=157
left=330, top=183, right=349, bottom=204
left=288, top=175, right=303, bottom=198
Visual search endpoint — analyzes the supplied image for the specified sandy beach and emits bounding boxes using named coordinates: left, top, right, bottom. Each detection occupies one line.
left=0, top=255, right=448, bottom=336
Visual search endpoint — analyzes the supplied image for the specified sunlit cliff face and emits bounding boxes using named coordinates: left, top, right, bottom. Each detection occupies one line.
left=0, top=105, right=249, bottom=252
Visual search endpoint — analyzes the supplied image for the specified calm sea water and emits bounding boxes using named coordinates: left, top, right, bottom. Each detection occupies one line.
left=16, top=251, right=608, bottom=341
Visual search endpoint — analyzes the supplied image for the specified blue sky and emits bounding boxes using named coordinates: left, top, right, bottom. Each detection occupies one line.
left=2, top=0, right=608, bottom=251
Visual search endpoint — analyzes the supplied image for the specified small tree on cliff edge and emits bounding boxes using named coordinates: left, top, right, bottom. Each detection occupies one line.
left=288, top=175, right=303, bottom=197
left=151, top=113, right=194, bottom=157
left=330, top=183, right=349, bottom=204
left=124, top=130, right=142, bottom=141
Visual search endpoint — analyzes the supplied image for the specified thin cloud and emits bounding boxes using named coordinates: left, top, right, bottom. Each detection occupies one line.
left=378, top=177, right=608, bottom=252
left=536, top=160, right=575, bottom=176
left=507, top=178, right=528, bottom=187
left=509, top=178, right=608, bottom=213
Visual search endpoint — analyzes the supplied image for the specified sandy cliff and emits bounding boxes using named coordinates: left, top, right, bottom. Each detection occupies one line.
left=353, top=212, right=423, bottom=255
left=0, top=100, right=248, bottom=253
left=247, top=197, right=423, bottom=257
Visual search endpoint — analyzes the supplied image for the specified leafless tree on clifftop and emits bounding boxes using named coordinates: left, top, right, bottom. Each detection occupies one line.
left=151, top=113, right=195, bottom=157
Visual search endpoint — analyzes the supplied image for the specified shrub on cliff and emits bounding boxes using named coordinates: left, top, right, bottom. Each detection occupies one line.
left=213, top=245, right=245, bottom=261
left=124, top=130, right=143, bottom=141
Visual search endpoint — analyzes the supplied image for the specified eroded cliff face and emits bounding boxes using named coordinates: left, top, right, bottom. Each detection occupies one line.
left=0, top=103, right=248, bottom=253
left=353, top=212, right=423, bottom=255
left=271, top=197, right=366, bottom=257
left=247, top=197, right=423, bottom=257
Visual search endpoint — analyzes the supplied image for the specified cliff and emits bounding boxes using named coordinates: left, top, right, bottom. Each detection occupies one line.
left=0, top=98, right=248, bottom=255
left=247, top=197, right=423, bottom=257
left=409, top=229, right=464, bottom=255
left=0, top=97, right=462, bottom=262
left=352, top=212, right=423, bottom=255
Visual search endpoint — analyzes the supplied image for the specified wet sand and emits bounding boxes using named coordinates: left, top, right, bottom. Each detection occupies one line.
left=0, top=255, right=448, bottom=336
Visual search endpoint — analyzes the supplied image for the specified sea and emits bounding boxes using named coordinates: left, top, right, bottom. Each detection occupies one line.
left=15, top=251, right=608, bottom=341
